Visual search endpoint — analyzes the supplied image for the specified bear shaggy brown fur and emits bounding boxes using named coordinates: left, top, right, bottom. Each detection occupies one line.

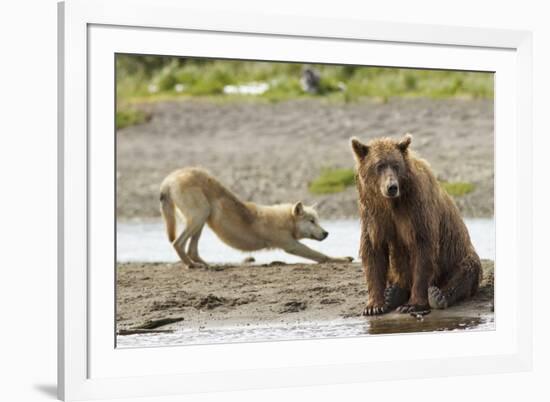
left=350, top=134, right=482, bottom=315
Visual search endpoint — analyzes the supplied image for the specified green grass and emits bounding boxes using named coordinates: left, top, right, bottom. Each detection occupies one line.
left=116, top=108, right=149, bottom=130
left=440, top=181, right=475, bottom=196
left=116, top=55, right=494, bottom=104
left=309, top=168, right=356, bottom=194
left=308, top=167, right=474, bottom=197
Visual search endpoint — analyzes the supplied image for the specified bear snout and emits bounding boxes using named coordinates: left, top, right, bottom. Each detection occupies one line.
left=387, top=184, right=399, bottom=197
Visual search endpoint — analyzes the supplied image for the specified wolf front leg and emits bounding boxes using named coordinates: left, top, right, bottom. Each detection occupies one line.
left=283, top=240, right=352, bottom=263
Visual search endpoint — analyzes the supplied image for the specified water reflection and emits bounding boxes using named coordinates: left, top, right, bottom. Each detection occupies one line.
left=117, top=314, right=493, bottom=348
left=367, top=315, right=486, bottom=335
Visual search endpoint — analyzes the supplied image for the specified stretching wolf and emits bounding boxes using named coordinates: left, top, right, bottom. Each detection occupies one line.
left=160, top=167, right=353, bottom=268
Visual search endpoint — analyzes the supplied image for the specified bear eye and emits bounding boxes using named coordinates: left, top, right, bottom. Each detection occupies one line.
left=376, top=163, right=386, bottom=173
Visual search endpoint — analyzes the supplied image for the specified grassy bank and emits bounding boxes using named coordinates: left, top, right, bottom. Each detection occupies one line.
left=116, top=55, right=494, bottom=107
left=116, top=108, right=150, bottom=130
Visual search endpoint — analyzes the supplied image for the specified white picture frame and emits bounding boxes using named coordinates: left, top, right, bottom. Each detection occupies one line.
left=58, top=0, right=533, bottom=400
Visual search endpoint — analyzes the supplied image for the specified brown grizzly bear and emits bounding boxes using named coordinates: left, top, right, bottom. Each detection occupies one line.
left=350, top=134, right=482, bottom=315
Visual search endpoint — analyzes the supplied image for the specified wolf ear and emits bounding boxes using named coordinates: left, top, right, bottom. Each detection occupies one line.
left=350, top=137, right=369, bottom=160
left=292, top=201, right=304, bottom=216
left=397, top=133, right=412, bottom=152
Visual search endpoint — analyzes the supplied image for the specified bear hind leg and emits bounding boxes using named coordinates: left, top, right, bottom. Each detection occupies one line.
left=428, top=286, right=449, bottom=309
left=429, top=255, right=481, bottom=309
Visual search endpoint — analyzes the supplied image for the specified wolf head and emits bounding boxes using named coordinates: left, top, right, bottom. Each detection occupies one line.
left=350, top=134, right=412, bottom=199
left=292, top=201, right=329, bottom=241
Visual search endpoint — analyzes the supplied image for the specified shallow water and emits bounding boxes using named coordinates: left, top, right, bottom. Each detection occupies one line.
left=117, top=218, right=495, bottom=264
left=117, top=314, right=494, bottom=348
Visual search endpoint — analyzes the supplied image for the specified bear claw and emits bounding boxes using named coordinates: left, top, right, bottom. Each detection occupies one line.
left=362, top=305, right=388, bottom=316
left=396, top=303, right=430, bottom=314
left=428, top=286, right=449, bottom=309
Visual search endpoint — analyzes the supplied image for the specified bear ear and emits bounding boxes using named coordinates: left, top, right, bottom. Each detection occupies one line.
left=350, top=137, right=369, bottom=160
left=292, top=201, right=304, bottom=216
left=397, top=133, right=412, bottom=152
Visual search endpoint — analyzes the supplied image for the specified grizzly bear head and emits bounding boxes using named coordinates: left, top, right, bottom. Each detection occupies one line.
left=350, top=134, right=412, bottom=199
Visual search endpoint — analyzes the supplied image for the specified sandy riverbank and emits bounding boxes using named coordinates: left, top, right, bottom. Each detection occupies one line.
left=116, top=259, right=494, bottom=335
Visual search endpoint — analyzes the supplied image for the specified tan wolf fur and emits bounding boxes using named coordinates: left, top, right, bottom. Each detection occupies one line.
left=160, top=167, right=353, bottom=268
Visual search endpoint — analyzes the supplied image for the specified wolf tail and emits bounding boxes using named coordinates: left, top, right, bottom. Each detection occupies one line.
left=160, top=189, right=176, bottom=243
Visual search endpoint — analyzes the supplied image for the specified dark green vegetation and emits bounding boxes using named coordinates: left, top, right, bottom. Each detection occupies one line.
left=116, top=108, right=149, bottom=130
left=440, top=181, right=475, bottom=196
left=309, top=168, right=356, bottom=194
left=309, top=167, right=474, bottom=197
left=116, top=55, right=494, bottom=106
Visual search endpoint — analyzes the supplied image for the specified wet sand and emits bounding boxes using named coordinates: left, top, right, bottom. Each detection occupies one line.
left=116, top=259, right=494, bottom=334
left=117, top=98, right=494, bottom=220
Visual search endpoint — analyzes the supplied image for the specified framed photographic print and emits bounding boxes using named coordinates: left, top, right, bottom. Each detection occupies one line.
left=58, top=0, right=533, bottom=400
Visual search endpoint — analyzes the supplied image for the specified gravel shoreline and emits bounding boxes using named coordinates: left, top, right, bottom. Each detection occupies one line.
left=116, top=98, right=494, bottom=220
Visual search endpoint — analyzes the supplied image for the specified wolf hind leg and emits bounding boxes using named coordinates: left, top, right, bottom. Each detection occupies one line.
left=429, top=254, right=482, bottom=309
left=187, top=224, right=208, bottom=266
left=173, top=221, right=207, bottom=268
left=172, top=190, right=211, bottom=269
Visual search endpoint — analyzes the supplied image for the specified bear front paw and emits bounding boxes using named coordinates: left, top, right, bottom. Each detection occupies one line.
left=384, top=285, right=410, bottom=311
left=362, top=304, right=388, bottom=316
